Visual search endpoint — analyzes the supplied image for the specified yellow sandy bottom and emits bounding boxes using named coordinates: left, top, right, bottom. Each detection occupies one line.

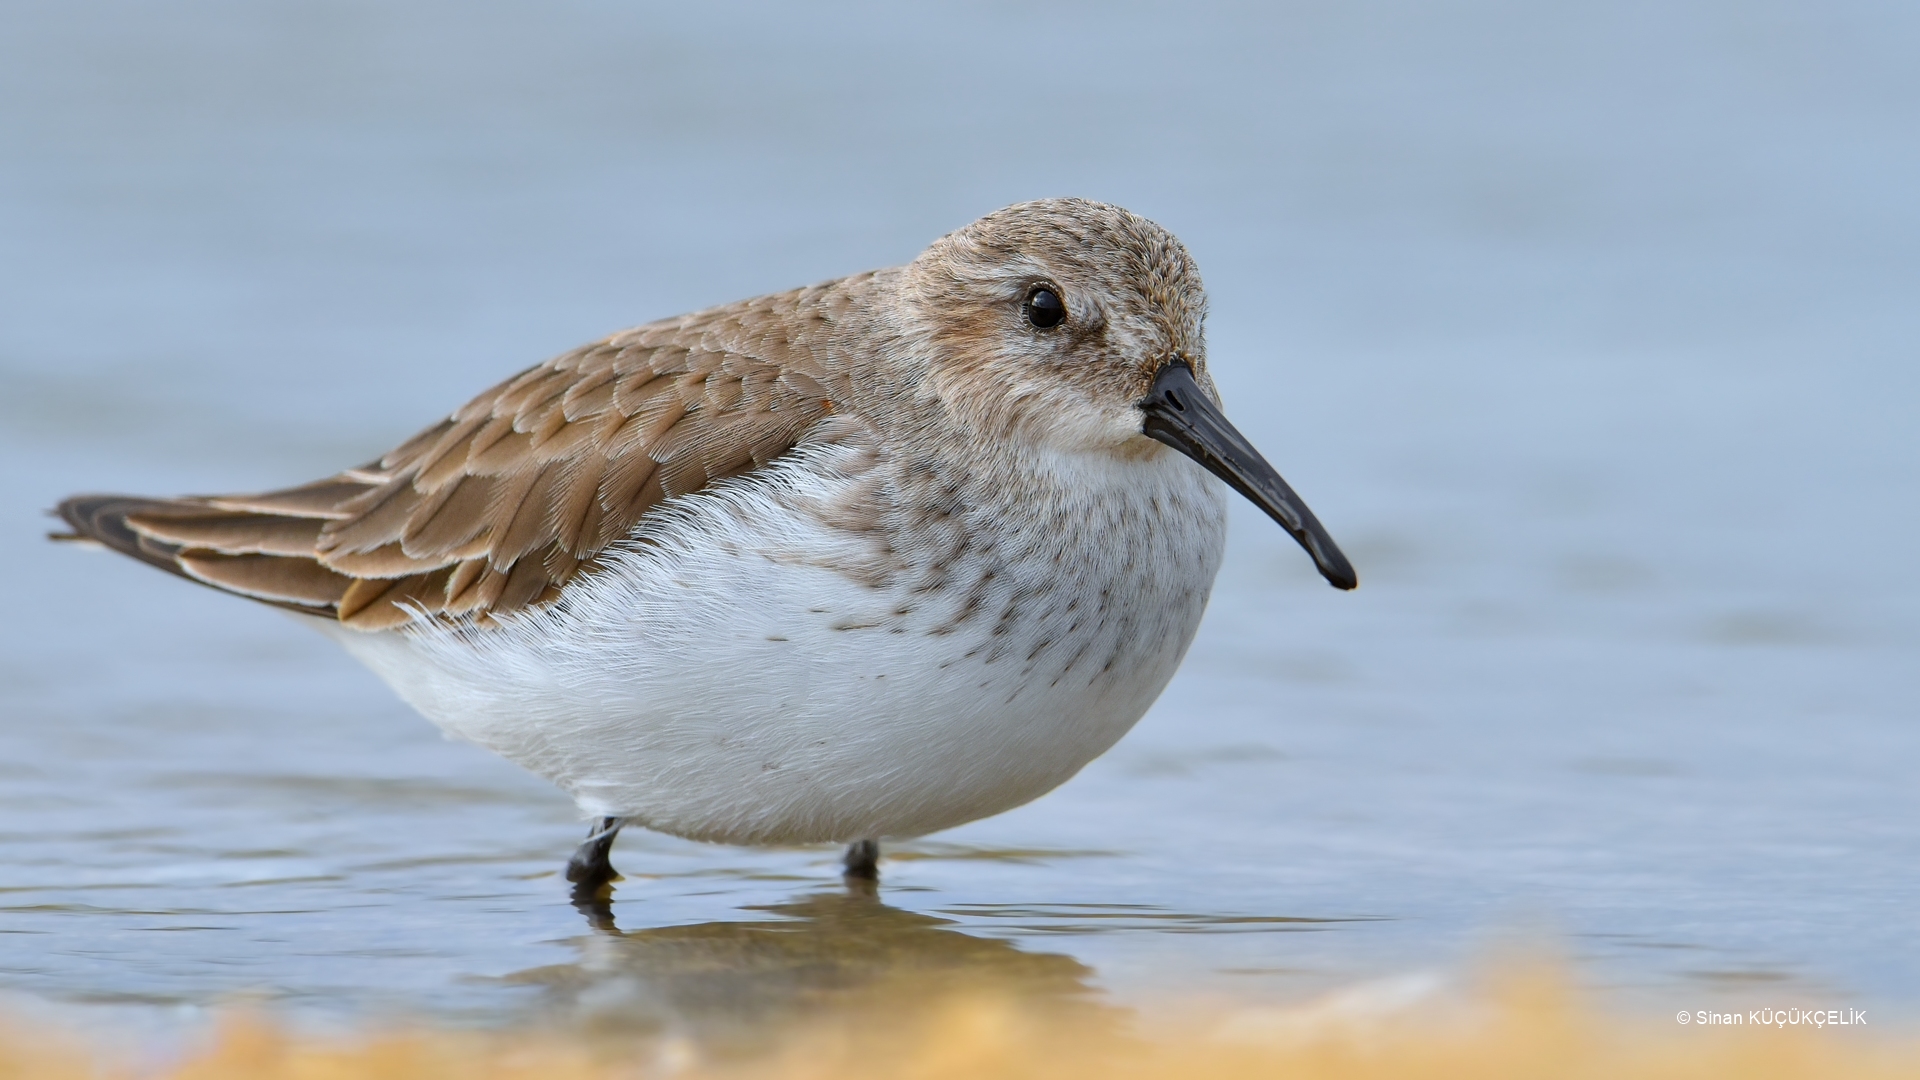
left=0, top=967, right=1909, bottom=1080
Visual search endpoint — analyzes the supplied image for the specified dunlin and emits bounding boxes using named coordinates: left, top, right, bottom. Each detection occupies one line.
left=54, top=199, right=1355, bottom=892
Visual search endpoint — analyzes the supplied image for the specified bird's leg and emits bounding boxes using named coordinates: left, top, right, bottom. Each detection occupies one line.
left=843, top=838, right=880, bottom=880
left=566, top=816, right=626, bottom=893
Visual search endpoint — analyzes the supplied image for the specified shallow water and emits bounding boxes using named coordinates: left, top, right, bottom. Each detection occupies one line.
left=1, top=0, right=1916, bottom=1036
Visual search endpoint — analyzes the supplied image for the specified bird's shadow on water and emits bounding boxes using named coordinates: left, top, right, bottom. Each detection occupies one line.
left=496, top=876, right=1117, bottom=1047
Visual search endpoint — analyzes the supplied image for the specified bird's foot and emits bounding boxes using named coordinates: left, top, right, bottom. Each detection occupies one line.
left=565, top=816, right=625, bottom=890
left=843, top=838, right=880, bottom=881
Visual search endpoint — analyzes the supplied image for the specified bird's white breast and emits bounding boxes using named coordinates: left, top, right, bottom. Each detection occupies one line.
left=329, top=438, right=1228, bottom=845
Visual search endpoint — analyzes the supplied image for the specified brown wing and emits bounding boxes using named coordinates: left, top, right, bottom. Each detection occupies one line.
left=55, top=288, right=845, bottom=630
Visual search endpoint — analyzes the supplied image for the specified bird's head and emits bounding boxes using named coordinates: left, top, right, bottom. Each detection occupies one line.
left=903, top=198, right=1355, bottom=590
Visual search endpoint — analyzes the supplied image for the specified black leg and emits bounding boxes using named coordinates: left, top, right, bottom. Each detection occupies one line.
left=843, top=838, right=880, bottom=880
left=566, top=816, right=625, bottom=893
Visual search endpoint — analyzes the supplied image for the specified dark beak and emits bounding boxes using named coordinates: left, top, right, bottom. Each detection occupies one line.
left=1139, top=360, right=1357, bottom=590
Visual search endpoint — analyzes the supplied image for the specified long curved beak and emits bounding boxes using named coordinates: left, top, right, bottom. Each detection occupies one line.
left=1139, top=361, right=1357, bottom=590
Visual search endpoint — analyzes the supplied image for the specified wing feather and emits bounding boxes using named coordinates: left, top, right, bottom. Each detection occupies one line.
left=202, top=479, right=374, bottom=519
left=400, top=473, right=494, bottom=557
left=177, top=551, right=355, bottom=607
left=124, top=510, right=325, bottom=557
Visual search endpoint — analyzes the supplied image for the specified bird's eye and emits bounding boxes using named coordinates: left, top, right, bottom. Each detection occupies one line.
left=1023, top=287, right=1066, bottom=330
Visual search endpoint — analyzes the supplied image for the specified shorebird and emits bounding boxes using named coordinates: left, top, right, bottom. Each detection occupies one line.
left=53, top=199, right=1355, bottom=893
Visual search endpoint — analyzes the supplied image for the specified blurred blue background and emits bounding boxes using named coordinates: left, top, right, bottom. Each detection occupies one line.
left=1, top=0, right=1915, bottom=1029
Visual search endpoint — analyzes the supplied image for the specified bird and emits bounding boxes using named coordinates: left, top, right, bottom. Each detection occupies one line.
left=52, top=198, right=1355, bottom=896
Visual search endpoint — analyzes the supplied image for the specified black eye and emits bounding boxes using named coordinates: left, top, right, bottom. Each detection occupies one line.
left=1023, top=287, right=1066, bottom=329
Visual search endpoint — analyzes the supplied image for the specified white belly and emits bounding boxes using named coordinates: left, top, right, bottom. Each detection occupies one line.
left=327, top=445, right=1228, bottom=845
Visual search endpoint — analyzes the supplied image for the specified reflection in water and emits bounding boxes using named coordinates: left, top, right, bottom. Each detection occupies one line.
left=506, top=879, right=1114, bottom=1047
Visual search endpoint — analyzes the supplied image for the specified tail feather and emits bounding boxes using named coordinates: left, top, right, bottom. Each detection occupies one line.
left=54, top=495, right=196, bottom=577
left=52, top=494, right=344, bottom=619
